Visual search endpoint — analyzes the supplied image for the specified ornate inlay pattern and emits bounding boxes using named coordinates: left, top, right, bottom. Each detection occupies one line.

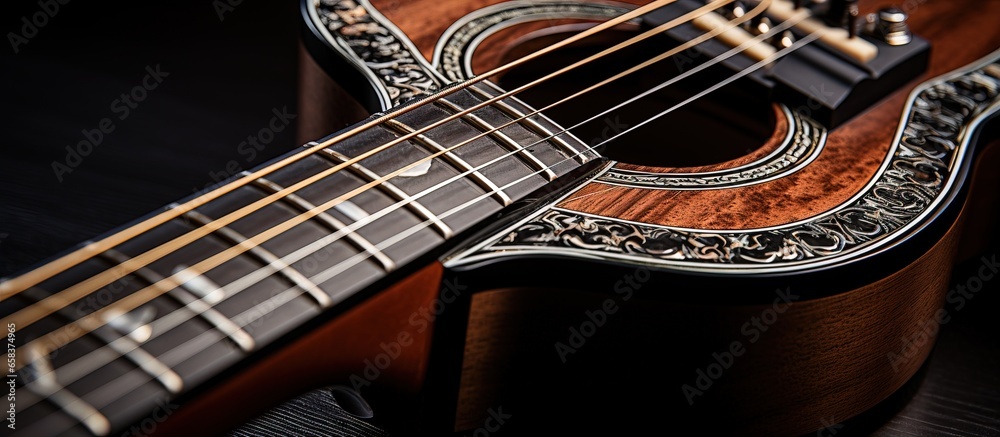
left=449, top=60, right=1000, bottom=271
left=313, top=0, right=443, bottom=106
left=598, top=108, right=826, bottom=189
left=432, top=1, right=631, bottom=82
left=497, top=208, right=825, bottom=262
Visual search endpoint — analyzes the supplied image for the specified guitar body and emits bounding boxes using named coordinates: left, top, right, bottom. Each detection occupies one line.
left=294, top=0, right=1000, bottom=434
left=5, top=1, right=1000, bottom=436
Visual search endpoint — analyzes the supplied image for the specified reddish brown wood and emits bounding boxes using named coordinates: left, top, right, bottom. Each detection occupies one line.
left=154, top=263, right=444, bottom=436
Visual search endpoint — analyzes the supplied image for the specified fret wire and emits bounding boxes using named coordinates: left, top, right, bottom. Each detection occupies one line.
left=13, top=298, right=177, bottom=424
left=16, top=5, right=798, bottom=426
left=21, top=275, right=186, bottom=395
left=1, top=0, right=733, bottom=347
left=434, top=98, right=558, bottom=181
left=21, top=345, right=112, bottom=436
left=312, top=146, right=458, bottom=236
left=12, top=128, right=478, bottom=369
left=99, top=249, right=256, bottom=352
left=0, top=0, right=685, bottom=299
left=30, top=164, right=542, bottom=422
left=468, top=83, right=591, bottom=164
left=181, top=210, right=332, bottom=308
left=247, top=174, right=397, bottom=271
left=381, top=119, right=514, bottom=206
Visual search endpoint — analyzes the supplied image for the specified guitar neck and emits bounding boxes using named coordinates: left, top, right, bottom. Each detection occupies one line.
left=3, top=80, right=594, bottom=436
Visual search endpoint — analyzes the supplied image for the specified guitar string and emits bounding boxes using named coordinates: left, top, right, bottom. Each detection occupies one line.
left=18, top=20, right=819, bottom=419
left=0, top=0, right=688, bottom=299
left=3, top=0, right=743, bottom=354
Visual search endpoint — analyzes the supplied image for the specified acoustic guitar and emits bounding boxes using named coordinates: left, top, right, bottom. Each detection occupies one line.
left=3, top=0, right=1000, bottom=435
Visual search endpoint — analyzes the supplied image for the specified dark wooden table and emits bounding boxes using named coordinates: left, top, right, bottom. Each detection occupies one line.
left=1, top=2, right=997, bottom=435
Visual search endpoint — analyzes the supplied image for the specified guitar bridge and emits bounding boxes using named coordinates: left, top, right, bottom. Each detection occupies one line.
left=645, top=0, right=931, bottom=127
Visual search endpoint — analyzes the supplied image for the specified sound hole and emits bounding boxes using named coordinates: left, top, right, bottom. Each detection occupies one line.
left=491, top=26, right=776, bottom=168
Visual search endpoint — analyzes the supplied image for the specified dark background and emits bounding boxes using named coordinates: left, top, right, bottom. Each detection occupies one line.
left=0, top=1, right=997, bottom=435
left=0, top=0, right=302, bottom=276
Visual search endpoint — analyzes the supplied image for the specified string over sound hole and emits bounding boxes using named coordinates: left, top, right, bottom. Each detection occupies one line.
left=492, top=26, right=777, bottom=168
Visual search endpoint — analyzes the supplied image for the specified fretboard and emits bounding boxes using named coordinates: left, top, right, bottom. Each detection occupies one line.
left=0, top=80, right=596, bottom=436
